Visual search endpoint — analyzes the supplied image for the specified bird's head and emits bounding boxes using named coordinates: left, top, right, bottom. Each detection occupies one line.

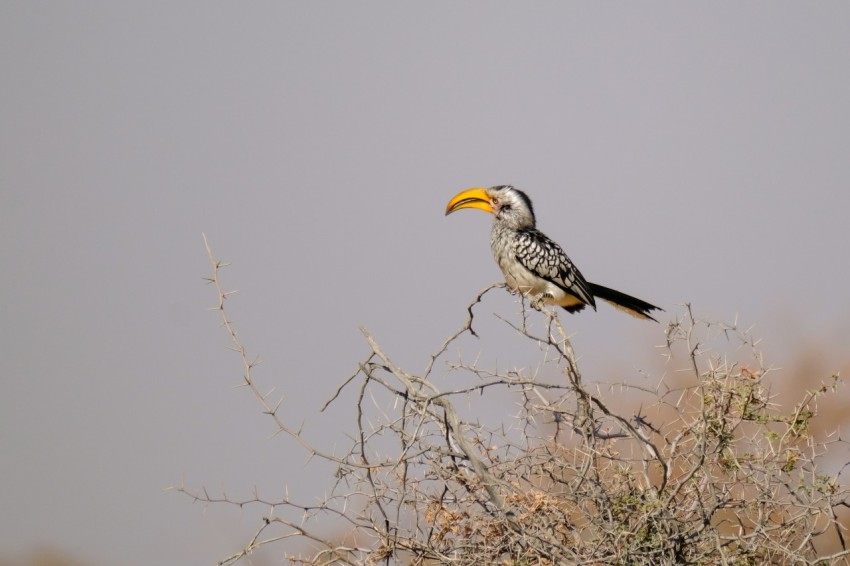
left=445, top=185, right=536, bottom=230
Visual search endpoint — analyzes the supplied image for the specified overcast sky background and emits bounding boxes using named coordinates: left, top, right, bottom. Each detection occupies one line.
left=2, top=3, right=849, bottom=565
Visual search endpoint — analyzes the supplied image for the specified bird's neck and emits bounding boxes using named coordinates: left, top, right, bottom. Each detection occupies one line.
left=493, top=219, right=533, bottom=234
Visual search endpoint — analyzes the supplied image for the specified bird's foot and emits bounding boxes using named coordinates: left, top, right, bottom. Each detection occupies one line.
left=530, top=293, right=554, bottom=311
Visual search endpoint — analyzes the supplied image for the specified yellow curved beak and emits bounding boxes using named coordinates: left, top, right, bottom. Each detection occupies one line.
left=445, top=187, right=493, bottom=216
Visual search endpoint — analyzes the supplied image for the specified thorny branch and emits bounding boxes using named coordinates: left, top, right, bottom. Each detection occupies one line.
left=179, top=237, right=850, bottom=565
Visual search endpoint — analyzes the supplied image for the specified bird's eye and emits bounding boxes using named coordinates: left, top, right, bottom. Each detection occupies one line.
left=492, top=197, right=500, bottom=206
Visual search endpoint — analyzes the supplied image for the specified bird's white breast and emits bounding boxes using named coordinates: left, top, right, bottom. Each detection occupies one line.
left=491, top=226, right=581, bottom=308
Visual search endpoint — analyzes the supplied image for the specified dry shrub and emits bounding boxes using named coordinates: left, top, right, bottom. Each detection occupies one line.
left=182, top=241, right=849, bottom=565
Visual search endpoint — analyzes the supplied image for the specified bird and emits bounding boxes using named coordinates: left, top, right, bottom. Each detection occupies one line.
left=445, top=185, right=662, bottom=321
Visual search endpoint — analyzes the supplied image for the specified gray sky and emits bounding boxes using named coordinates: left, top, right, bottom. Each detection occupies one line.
left=2, top=3, right=849, bottom=565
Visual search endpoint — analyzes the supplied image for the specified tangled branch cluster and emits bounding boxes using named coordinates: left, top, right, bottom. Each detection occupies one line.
left=182, top=240, right=849, bottom=565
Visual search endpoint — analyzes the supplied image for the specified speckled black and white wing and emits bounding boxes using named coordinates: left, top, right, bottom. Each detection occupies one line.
left=513, top=228, right=596, bottom=311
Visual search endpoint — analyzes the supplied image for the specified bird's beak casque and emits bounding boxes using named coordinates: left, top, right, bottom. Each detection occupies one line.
left=445, top=187, right=494, bottom=216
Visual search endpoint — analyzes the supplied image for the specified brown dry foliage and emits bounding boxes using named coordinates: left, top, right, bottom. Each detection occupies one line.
left=182, top=241, right=850, bottom=565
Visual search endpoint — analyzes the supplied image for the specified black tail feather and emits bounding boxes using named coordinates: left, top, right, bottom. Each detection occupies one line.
left=585, top=283, right=662, bottom=322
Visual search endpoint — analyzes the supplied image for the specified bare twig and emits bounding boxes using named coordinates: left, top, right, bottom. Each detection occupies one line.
left=185, top=238, right=849, bottom=565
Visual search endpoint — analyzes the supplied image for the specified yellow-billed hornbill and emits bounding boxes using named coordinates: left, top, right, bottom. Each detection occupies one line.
left=446, top=185, right=662, bottom=321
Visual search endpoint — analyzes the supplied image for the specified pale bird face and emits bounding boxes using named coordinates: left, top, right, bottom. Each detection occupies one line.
left=446, top=185, right=534, bottom=230
left=486, top=185, right=535, bottom=228
left=445, top=185, right=536, bottom=229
